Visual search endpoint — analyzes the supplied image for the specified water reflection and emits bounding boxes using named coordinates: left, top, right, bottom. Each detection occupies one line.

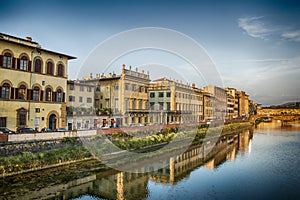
left=0, top=129, right=253, bottom=200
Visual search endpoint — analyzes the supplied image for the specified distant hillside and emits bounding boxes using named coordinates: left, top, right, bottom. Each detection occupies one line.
left=265, top=102, right=300, bottom=109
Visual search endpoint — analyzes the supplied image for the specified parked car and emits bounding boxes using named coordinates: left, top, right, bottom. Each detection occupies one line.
left=41, top=128, right=53, bottom=132
left=0, top=127, right=16, bottom=134
left=55, top=128, right=67, bottom=132
left=17, top=127, right=37, bottom=133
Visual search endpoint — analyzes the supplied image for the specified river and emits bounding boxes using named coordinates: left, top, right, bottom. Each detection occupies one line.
left=1, top=121, right=300, bottom=199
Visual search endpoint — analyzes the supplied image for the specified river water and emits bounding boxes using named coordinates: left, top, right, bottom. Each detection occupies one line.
left=1, top=121, right=300, bottom=199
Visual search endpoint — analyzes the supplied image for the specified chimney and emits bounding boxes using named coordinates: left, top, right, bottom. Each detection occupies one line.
left=26, top=36, right=32, bottom=41
left=136, top=67, right=138, bottom=72
left=142, top=70, right=144, bottom=74
left=90, top=73, right=93, bottom=79
left=122, top=64, right=125, bottom=74
left=129, top=65, right=132, bottom=71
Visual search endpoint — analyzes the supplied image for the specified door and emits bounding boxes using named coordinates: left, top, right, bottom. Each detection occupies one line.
left=49, top=114, right=56, bottom=130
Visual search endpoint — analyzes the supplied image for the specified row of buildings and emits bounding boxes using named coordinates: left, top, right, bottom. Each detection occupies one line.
left=0, top=33, right=260, bottom=131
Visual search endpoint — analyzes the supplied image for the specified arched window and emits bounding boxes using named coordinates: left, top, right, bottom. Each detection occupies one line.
left=46, top=61, right=54, bottom=75
left=32, top=86, right=40, bottom=101
left=20, top=56, right=28, bottom=71
left=56, top=89, right=62, bottom=102
left=34, top=58, right=42, bottom=73
left=3, top=53, right=12, bottom=68
left=18, top=85, right=27, bottom=100
left=1, top=83, right=10, bottom=99
left=57, top=64, right=64, bottom=77
left=45, top=88, right=52, bottom=101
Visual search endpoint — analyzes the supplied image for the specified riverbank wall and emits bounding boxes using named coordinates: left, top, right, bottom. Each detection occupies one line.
left=0, top=121, right=253, bottom=178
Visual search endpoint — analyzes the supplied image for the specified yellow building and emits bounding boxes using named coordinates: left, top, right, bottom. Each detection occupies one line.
left=83, top=64, right=150, bottom=126
left=204, top=86, right=227, bottom=120
left=66, top=80, right=96, bottom=130
left=225, top=87, right=239, bottom=118
left=0, top=33, right=75, bottom=131
left=203, top=92, right=214, bottom=120
left=237, top=90, right=249, bottom=117
left=148, top=78, right=204, bottom=124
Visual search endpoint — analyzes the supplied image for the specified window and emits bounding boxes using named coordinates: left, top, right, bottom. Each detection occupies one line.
left=3, top=53, right=12, bottom=68
left=34, top=59, right=42, bottom=73
left=0, top=117, right=7, bottom=127
left=150, top=102, right=155, bottom=110
left=56, top=89, right=62, bottom=102
left=17, top=108, right=27, bottom=127
left=115, top=98, right=119, bottom=110
left=139, top=86, right=142, bottom=92
left=69, top=84, right=75, bottom=90
left=166, top=92, right=171, bottom=97
left=46, top=61, right=54, bottom=75
left=80, top=85, right=84, bottom=92
left=132, top=84, right=136, bottom=91
left=95, top=86, right=100, bottom=91
left=105, top=99, right=109, bottom=108
left=35, top=108, right=40, bottom=113
left=125, top=99, right=129, bottom=110
left=125, top=83, right=130, bottom=90
left=87, top=86, right=92, bottom=92
left=99, top=103, right=103, bottom=109
left=167, top=102, right=171, bottom=111
left=150, top=92, right=155, bottom=98
left=79, top=96, right=83, bottom=102
left=87, top=97, right=92, bottom=103
left=45, top=88, right=52, bottom=101
left=57, top=64, right=64, bottom=77
left=32, top=86, right=40, bottom=101
left=1, top=83, right=10, bottom=99
left=69, top=96, right=75, bottom=102
left=20, top=56, right=27, bottom=71
left=159, top=102, right=164, bottom=110
left=114, top=84, right=119, bottom=90
left=18, top=85, right=26, bottom=100
left=159, top=92, right=164, bottom=97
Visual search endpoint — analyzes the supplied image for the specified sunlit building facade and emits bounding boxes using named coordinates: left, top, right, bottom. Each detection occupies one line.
left=0, top=33, right=75, bottom=131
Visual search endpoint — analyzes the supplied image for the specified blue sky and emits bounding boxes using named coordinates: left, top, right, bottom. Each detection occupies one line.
left=1, top=0, right=300, bottom=105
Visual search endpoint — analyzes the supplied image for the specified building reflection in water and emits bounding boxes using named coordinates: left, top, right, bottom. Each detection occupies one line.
left=0, top=129, right=253, bottom=200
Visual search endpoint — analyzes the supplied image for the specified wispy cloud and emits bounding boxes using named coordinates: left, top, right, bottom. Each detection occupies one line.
left=219, top=56, right=300, bottom=105
left=282, top=30, right=300, bottom=42
left=238, top=16, right=275, bottom=39
left=238, top=16, right=300, bottom=42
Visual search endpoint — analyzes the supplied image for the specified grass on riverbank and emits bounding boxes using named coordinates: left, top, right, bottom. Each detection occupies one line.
left=111, top=121, right=253, bottom=151
left=0, top=146, right=91, bottom=176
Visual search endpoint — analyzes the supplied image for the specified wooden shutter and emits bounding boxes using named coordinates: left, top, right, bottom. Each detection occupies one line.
left=27, top=89, right=31, bottom=100
left=52, top=92, right=56, bottom=102
left=31, top=90, right=33, bottom=100
left=15, top=88, right=19, bottom=99
left=17, top=59, right=20, bottom=69
left=0, top=55, right=3, bottom=67
left=40, top=90, right=43, bottom=101
left=12, top=58, right=16, bottom=69
left=28, top=61, right=32, bottom=72
left=0, top=86, right=2, bottom=97
left=10, top=87, right=14, bottom=99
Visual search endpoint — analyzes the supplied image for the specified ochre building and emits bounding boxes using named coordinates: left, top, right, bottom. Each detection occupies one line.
left=0, top=33, right=75, bottom=131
